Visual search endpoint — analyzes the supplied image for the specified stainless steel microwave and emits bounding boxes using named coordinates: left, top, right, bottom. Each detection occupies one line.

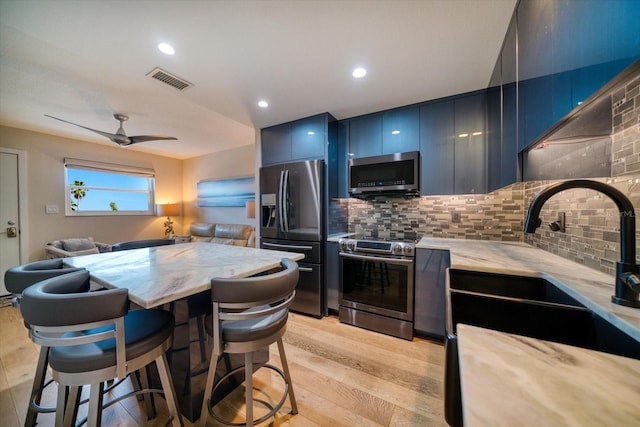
left=348, top=151, right=420, bottom=197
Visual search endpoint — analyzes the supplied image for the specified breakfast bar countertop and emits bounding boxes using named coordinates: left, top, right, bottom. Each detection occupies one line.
left=65, top=242, right=304, bottom=309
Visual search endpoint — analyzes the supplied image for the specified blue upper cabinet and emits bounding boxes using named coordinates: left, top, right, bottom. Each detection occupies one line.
left=516, top=0, right=640, bottom=151
left=348, top=114, right=382, bottom=158
left=347, top=107, right=419, bottom=159
left=420, top=100, right=454, bottom=195
left=261, top=114, right=332, bottom=166
left=261, top=123, right=291, bottom=165
left=291, top=114, right=326, bottom=160
left=454, top=92, right=487, bottom=194
left=382, top=106, right=419, bottom=154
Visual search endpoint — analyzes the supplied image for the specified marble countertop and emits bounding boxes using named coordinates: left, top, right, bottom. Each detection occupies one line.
left=417, top=238, right=640, bottom=339
left=457, top=324, right=640, bottom=427
left=416, top=238, right=640, bottom=426
left=65, top=242, right=304, bottom=309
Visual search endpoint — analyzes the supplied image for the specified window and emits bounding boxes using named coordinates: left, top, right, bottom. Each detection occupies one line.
left=64, top=158, right=155, bottom=216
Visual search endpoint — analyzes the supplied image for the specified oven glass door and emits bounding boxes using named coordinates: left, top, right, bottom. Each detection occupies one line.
left=339, top=252, right=414, bottom=320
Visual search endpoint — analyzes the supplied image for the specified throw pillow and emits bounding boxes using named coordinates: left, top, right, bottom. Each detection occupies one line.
left=61, top=237, right=96, bottom=252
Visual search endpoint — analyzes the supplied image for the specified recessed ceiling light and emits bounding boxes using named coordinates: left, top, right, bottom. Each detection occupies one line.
left=472, top=131, right=483, bottom=136
left=258, top=100, right=269, bottom=108
left=391, top=130, right=400, bottom=135
left=158, top=43, right=175, bottom=55
left=352, top=67, right=367, bottom=78
left=307, top=131, right=315, bottom=135
left=458, top=133, right=469, bottom=138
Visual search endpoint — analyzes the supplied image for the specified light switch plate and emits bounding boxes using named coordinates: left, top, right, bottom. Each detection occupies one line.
left=45, top=204, right=59, bottom=214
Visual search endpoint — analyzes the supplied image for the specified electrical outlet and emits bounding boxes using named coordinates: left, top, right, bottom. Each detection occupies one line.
left=451, top=211, right=461, bottom=223
left=45, top=204, right=59, bottom=214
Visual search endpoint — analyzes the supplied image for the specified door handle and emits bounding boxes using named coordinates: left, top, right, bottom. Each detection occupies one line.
left=6, top=226, right=17, bottom=237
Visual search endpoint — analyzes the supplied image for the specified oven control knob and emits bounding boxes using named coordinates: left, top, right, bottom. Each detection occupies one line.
left=339, top=239, right=348, bottom=251
left=403, top=245, right=414, bottom=256
left=391, top=243, right=403, bottom=255
left=347, top=240, right=356, bottom=251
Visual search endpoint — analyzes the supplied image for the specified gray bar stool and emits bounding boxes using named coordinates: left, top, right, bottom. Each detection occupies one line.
left=199, top=258, right=299, bottom=427
left=20, top=270, right=184, bottom=427
left=4, top=258, right=85, bottom=307
left=111, top=238, right=175, bottom=251
left=4, top=259, right=85, bottom=427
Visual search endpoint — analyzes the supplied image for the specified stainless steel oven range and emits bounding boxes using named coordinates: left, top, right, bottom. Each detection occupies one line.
left=338, top=236, right=417, bottom=340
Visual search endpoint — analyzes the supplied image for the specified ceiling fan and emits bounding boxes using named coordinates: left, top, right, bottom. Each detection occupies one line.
left=45, top=113, right=178, bottom=146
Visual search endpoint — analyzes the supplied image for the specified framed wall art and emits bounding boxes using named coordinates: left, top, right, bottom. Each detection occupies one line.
left=197, top=176, right=255, bottom=207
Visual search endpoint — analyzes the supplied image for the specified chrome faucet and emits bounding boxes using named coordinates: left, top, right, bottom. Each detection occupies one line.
left=524, top=179, right=640, bottom=308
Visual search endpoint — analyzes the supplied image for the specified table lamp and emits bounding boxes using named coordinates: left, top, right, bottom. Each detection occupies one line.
left=245, top=200, right=256, bottom=219
left=156, top=203, right=181, bottom=237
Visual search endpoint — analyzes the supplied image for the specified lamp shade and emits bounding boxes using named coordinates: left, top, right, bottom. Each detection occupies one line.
left=156, top=203, right=181, bottom=217
left=245, top=200, right=256, bottom=219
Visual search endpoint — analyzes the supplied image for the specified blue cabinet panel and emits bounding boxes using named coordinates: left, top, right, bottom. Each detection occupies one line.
left=382, top=106, right=420, bottom=154
left=261, top=123, right=291, bottom=165
left=349, top=114, right=382, bottom=158
left=420, top=100, right=454, bottom=195
left=292, top=114, right=326, bottom=160
left=454, top=93, right=487, bottom=194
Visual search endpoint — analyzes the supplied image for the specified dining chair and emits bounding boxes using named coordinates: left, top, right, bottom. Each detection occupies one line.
left=199, top=258, right=299, bottom=427
left=4, top=259, right=86, bottom=427
left=20, top=269, right=184, bottom=427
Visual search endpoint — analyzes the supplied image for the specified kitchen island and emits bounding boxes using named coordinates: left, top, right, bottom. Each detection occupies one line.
left=65, top=242, right=305, bottom=422
left=416, top=238, right=640, bottom=426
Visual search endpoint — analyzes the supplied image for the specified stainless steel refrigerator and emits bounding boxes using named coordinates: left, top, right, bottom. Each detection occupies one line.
left=260, top=159, right=324, bottom=317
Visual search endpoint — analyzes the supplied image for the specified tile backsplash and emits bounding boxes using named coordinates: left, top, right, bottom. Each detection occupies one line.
left=335, top=73, right=639, bottom=277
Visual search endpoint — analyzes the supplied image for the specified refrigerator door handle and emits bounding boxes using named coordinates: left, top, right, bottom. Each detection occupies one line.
left=278, top=170, right=286, bottom=233
left=282, top=169, right=290, bottom=232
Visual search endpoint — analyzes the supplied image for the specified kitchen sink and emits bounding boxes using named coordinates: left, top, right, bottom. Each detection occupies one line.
left=448, top=269, right=583, bottom=307
left=444, top=269, right=640, bottom=427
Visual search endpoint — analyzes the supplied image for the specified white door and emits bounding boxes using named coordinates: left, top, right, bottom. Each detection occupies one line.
left=0, top=150, right=22, bottom=296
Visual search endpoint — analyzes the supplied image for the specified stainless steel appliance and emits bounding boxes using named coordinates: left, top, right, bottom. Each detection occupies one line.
left=338, top=235, right=418, bottom=340
left=260, top=160, right=324, bottom=317
left=348, top=151, right=420, bottom=198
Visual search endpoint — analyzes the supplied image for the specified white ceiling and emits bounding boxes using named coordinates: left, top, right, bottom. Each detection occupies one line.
left=0, top=0, right=517, bottom=160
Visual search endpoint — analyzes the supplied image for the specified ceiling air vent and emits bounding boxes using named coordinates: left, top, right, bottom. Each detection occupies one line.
left=146, top=67, right=193, bottom=91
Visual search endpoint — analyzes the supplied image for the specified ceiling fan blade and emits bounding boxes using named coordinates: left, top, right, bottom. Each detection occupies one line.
left=128, top=135, right=178, bottom=144
left=45, top=114, right=117, bottom=141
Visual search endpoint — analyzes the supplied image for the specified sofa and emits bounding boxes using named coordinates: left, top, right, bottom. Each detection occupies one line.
left=45, top=237, right=112, bottom=258
left=178, top=222, right=256, bottom=247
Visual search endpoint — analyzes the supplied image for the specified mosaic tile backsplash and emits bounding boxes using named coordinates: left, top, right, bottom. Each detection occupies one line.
left=333, top=74, right=640, bottom=277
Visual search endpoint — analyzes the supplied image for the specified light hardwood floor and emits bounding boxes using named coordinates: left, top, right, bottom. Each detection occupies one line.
left=0, top=305, right=447, bottom=426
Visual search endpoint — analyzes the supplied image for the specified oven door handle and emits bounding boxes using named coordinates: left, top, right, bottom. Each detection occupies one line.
left=339, top=252, right=414, bottom=265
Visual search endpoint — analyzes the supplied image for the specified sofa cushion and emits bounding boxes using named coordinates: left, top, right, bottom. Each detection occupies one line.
left=191, top=235, right=213, bottom=243
left=210, top=237, right=234, bottom=245
left=190, top=222, right=215, bottom=237
left=61, top=237, right=96, bottom=252
left=214, top=224, right=252, bottom=241
left=70, top=247, right=100, bottom=256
